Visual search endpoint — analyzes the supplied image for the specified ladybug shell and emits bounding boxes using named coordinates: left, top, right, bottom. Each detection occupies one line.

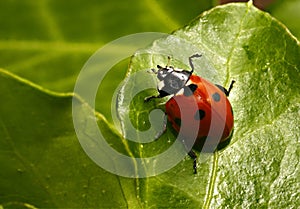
left=165, top=75, right=234, bottom=152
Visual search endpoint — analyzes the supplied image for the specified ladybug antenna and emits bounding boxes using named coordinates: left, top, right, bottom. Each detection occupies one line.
left=166, top=56, right=171, bottom=67
left=189, top=54, right=202, bottom=74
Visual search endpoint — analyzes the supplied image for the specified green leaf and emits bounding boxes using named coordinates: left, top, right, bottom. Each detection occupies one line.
left=118, top=2, right=300, bottom=208
left=267, top=0, right=300, bottom=40
left=0, top=69, right=125, bottom=208
left=1, top=2, right=300, bottom=209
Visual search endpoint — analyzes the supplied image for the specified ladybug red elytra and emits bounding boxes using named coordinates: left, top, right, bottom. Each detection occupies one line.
left=145, top=54, right=235, bottom=174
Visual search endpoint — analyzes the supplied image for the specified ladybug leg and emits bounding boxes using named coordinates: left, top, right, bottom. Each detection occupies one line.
left=227, top=80, right=236, bottom=95
left=144, top=95, right=157, bottom=102
left=144, top=90, right=169, bottom=102
left=215, top=80, right=236, bottom=97
left=188, top=150, right=198, bottom=174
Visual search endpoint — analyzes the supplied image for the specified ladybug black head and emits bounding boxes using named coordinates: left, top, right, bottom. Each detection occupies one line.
left=156, top=65, right=174, bottom=81
left=154, top=65, right=192, bottom=96
left=145, top=54, right=201, bottom=102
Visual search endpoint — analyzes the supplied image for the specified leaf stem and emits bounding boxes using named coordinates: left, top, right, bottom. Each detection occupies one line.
left=203, top=152, right=219, bottom=209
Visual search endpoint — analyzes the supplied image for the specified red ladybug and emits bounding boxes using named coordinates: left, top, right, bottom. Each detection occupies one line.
left=145, top=54, right=235, bottom=174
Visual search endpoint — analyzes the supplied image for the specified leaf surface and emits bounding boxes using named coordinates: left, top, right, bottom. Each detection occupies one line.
left=118, top=2, right=300, bottom=208
left=267, top=0, right=300, bottom=39
left=0, top=2, right=299, bottom=209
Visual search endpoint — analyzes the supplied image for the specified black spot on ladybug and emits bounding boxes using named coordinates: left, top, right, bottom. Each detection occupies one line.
left=212, top=92, right=221, bottom=102
left=183, top=84, right=198, bottom=96
left=174, top=118, right=181, bottom=126
left=194, top=109, right=205, bottom=120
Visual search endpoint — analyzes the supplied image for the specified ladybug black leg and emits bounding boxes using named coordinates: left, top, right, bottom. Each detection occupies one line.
left=227, top=80, right=236, bottom=96
left=215, top=80, right=236, bottom=97
left=144, top=94, right=163, bottom=102
left=144, top=95, right=157, bottom=102
left=144, top=90, right=169, bottom=102
left=188, top=150, right=198, bottom=174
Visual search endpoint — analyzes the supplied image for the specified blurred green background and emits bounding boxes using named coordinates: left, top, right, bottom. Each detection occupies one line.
left=0, top=0, right=298, bottom=123
left=0, top=0, right=214, bottom=93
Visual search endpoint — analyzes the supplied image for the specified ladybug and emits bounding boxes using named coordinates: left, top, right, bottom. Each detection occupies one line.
left=145, top=54, right=235, bottom=174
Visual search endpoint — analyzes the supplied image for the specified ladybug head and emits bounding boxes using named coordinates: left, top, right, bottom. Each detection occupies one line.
left=152, top=65, right=192, bottom=96
left=156, top=65, right=174, bottom=80
left=145, top=54, right=201, bottom=102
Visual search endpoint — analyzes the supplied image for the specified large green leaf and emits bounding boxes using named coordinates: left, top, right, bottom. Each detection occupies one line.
left=1, top=2, right=299, bottom=209
left=118, top=1, right=300, bottom=208
left=0, top=69, right=140, bottom=208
